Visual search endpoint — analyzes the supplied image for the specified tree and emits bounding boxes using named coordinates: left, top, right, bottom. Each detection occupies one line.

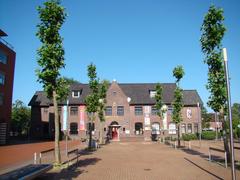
left=232, top=103, right=240, bottom=138
left=172, top=66, right=184, bottom=147
left=98, top=80, right=109, bottom=144
left=201, top=106, right=211, bottom=129
left=11, top=100, right=31, bottom=136
left=85, top=63, right=100, bottom=149
left=36, top=0, right=68, bottom=165
left=200, top=5, right=230, bottom=159
left=155, top=83, right=164, bottom=118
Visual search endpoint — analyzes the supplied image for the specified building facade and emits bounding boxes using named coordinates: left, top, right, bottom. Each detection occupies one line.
left=29, top=81, right=203, bottom=141
left=0, top=30, right=16, bottom=145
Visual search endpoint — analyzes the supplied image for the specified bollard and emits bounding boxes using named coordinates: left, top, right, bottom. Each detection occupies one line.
left=225, top=152, right=228, bottom=168
left=39, top=153, right=42, bottom=164
left=34, top=152, right=37, bottom=164
left=208, top=149, right=211, bottom=161
left=174, top=141, right=177, bottom=149
left=188, top=141, right=191, bottom=149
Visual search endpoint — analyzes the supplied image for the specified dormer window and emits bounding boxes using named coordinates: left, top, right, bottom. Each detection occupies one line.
left=72, top=90, right=80, bottom=98
left=149, top=90, right=156, bottom=98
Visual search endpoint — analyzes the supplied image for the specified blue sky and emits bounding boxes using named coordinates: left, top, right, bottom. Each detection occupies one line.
left=0, top=0, right=239, bottom=112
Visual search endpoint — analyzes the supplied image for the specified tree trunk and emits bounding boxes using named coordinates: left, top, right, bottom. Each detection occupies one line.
left=99, top=121, right=104, bottom=144
left=88, top=113, right=93, bottom=149
left=222, top=115, right=230, bottom=162
left=53, top=90, right=61, bottom=164
left=177, top=124, right=180, bottom=147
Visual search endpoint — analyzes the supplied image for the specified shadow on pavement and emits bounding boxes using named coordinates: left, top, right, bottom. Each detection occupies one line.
left=181, top=148, right=227, bottom=167
left=184, top=157, right=224, bottom=180
left=36, top=157, right=101, bottom=180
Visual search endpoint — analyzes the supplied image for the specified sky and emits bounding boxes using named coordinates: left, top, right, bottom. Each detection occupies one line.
left=0, top=0, right=239, bottom=112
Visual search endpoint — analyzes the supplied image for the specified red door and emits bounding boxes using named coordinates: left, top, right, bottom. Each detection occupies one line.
left=112, top=128, right=118, bottom=140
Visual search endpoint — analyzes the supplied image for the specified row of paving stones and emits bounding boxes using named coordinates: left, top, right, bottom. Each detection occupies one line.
left=38, top=141, right=240, bottom=180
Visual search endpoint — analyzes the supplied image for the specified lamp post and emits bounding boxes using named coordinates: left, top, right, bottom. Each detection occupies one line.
left=223, top=48, right=236, bottom=180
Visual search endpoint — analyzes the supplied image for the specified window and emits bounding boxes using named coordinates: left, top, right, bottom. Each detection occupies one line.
left=187, top=124, right=192, bottom=133
left=43, top=108, right=48, bottom=113
left=0, top=93, right=3, bottom=105
left=135, top=122, right=143, bottom=135
left=123, top=127, right=125, bottom=132
left=72, top=90, right=80, bottom=98
left=181, top=123, right=186, bottom=134
left=151, top=106, right=158, bottom=115
left=0, top=50, right=7, bottom=64
left=113, top=91, right=117, bottom=96
left=105, top=106, right=112, bottom=116
left=0, top=72, right=5, bottom=85
left=194, top=123, right=198, bottom=133
left=117, top=106, right=124, bottom=116
left=70, top=106, right=78, bottom=115
left=104, top=127, right=106, bottom=131
left=152, top=122, right=160, bottom=134
left=70, top=123, right=78, bottom=135
left=135, top=106, right=143, bottom=116
left=149, top=90, right=156, bottom=98
left=169, top=123, right=177, bottom=135
left=168, top=107, right=173, bottom=114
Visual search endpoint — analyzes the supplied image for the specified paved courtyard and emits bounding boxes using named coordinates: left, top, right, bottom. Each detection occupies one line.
left=38, top=141, right=239, bottom=180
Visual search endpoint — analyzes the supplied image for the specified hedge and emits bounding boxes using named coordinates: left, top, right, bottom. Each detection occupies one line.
left=201, top=131, right=221, bottom=140
left=182, top=133, right=198, bottom=141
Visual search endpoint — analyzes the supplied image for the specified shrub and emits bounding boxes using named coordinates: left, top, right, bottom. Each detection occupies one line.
left=182, top=133, right=197, bottom=141
left=201, top=131, right=220, bottom=140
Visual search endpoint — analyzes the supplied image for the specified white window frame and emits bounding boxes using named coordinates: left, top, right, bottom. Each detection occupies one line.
left=150, top=90, right=156, bottom=98
left=72, top=91, right=80, bottom=98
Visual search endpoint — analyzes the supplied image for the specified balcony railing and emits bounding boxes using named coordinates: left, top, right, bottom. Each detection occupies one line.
left=0, top=37, right=14, bottom=50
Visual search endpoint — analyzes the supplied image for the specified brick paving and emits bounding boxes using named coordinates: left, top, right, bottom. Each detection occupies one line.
left=0, top=140, right=83, bottom=174
left=38, top=141, right=240, bottom=180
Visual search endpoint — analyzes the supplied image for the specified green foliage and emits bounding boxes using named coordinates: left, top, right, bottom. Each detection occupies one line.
left=98, top=80, right=109, bottom=122
left=201, top=131, right=221, bottom=140
left=232, top=103, right=240, bottom=138
left=154, top=83, right=165, bottom=118
left=182, top=133, right=198, bottom=141
left=85, top=63, right=100, bottom=113
left=200, top=5, right=226, bottom=54
left=11, top=100, right=31, bottom=135
left=36, top=0, right=68, bottom=101
left=172, top=65, right=184, bottom=146
left=200, top=5, right=227, bottom=113
left=173, top=65, right=185, bottom=84
left=172, top=87, right=183, bottom=124
left=201, top=106, right=211, bottom=128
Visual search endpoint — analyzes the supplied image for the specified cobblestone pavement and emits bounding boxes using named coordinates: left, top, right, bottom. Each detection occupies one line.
left=39, top=141, right=240, bottom=180
left=0, top=140, right=83, bottom=174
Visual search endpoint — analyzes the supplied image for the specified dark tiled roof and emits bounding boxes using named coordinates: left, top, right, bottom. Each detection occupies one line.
left=119, top=83, right=176, bottom=105
left=28, top=83, right=203, bottom=106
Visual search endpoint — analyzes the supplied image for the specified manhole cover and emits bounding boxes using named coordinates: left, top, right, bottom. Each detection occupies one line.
left=144, top=168, right=151, bottom=171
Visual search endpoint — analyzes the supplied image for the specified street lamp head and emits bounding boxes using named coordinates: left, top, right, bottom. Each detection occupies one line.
left=223, top=48, right=228, bottom=62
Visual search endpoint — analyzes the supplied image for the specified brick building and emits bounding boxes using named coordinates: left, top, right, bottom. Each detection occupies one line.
left=29, top=81, right=203, bottom=141
left=0, top=29, right=16, bottom=145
